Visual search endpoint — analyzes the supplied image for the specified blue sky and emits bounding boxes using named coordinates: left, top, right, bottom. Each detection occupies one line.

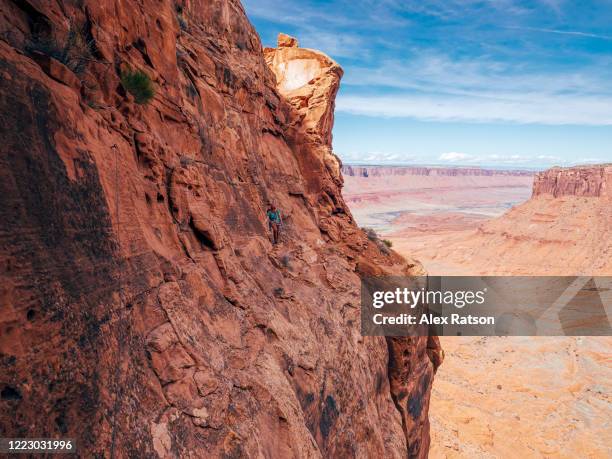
left=243, top=0, right=612, bottom=169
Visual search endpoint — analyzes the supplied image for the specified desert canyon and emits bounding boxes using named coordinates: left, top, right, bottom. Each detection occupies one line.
left=0, top=0, right=609, bottom=456
left=0, top=1, right=442, bottom=457
left=343, top=164, right=612, bottom=458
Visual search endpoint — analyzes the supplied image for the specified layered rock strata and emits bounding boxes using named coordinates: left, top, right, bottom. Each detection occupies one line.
left=532, top=164, right=612, bottom=198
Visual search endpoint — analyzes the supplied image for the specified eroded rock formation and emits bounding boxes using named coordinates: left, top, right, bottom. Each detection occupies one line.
left=533, top=164, right=612, bottom=198
left=265, top=35, right=344, bottom=186
left=0, top=1, right=439, bottom=457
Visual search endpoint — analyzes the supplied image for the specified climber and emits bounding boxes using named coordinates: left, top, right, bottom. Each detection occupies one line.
left=266, top=204, right=283, bottom=244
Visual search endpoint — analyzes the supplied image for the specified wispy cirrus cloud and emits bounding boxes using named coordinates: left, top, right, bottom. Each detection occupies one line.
left=439, top=152, right=475, bottom=162
left=337, top=51, right=612, bottom=125
left=337, top=151, right=602, bottom=167
left=435, top=152, right=606, bottom=166
left=343, top=52, right=611, bottom=94
left=341, top=151, right=411, bottom=164
left=336, top=92, right=612, bottom=125
left=504, top=26, right=612, bottom=41
left=437, top=152, right=564, bottom=165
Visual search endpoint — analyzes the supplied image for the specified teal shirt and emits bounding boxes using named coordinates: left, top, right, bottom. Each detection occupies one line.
left=267, top=209, right=281, bottom=224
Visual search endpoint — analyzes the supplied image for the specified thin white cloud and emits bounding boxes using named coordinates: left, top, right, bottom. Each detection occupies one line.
left=383, top=0, right=530, bottom=20
left=536, top=155, right=564, bottom=162
left=578, top=157, right=608, bottom=164
left=436, top=153, right=568, bottom=165
left=298, top=31, right=366, bottom=58
left=505, top=26, right=612, bottom=41
left=341, top=151, right=413, bottom=163
left=538, top=0, right=564, bottom=16
left=339, top=151, right=586, bottom=167
left=243, top=0, right=355, bottom=28
left=343, top=53, right=611, bottom=97
left=439, top=152, right=473, bottom=162
left=337, top=52, right=612, bottom=125
left=336, top=93, right=612, bottom=125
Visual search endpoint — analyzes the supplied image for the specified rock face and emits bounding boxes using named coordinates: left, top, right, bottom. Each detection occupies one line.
left=0, top=3, right=439, bottom=458
left=533, top=164, right=612, bottom=197
left=265, top=36, right=344, bottom=184
left=277, top=32, right=298, bottom=48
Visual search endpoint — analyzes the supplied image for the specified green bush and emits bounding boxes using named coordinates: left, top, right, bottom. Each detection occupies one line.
left=120, top=69, right=155, bottom=104
left=382, top=239, right=393, bottom=248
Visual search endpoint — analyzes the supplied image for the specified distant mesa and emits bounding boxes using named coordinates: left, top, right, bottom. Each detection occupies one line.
left=533, top=164, right=612, bottom=198
left=342, top=164, right=536, bottom=178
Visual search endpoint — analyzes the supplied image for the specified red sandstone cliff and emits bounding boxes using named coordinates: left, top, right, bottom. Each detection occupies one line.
left=0, top=1, right=440, bottom=457
left=532, top=164, right=612, bottom=198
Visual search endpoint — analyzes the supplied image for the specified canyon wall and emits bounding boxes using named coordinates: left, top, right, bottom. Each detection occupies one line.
left=533, top=164, right=612, bottom=198
left=0, top=0, right=439, bottom=457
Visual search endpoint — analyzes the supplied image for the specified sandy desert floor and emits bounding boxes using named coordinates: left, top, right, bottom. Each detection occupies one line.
left=429, top=336, right=612, bottom=458
left=343, top=169, right=612, bottom=458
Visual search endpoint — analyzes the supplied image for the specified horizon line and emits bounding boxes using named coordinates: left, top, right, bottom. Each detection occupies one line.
left=340, top=162, right=611, bottom=171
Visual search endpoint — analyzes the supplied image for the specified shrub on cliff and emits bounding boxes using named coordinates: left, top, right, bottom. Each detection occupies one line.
left=120, top=69, right=155, bottom=104
left=363, top=227, right=378, bottom=241
left=362, top=227, right=392, bottom=255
